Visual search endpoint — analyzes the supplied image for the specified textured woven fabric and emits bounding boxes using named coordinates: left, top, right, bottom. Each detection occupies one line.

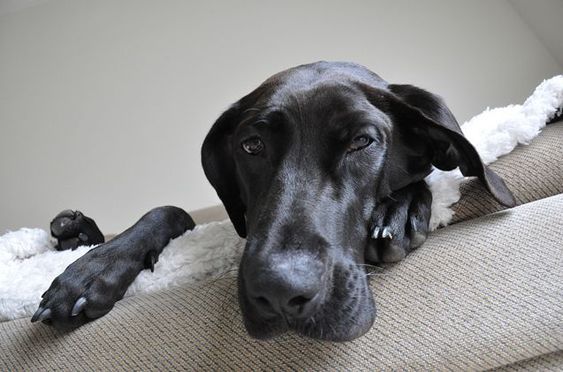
left=452, top=121, right=563, bottom=224
left=1, top=195, right=562, bottom=370
left=492, top=351, right=563, bottom=371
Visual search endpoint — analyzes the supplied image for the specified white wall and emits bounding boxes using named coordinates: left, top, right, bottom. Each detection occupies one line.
left=1, top=0, right=561, bottom=234
left=509, top=0, right=563, bottom=67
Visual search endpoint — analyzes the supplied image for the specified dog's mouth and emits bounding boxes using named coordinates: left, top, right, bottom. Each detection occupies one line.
left=238, top=263, right=376, bottom=342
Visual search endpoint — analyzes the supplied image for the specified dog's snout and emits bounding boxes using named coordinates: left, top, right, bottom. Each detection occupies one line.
left=244, top=253, right=324, bottom=319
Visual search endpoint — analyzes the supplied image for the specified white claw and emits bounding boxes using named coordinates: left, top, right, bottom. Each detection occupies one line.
left=382, top=227, right=393, bottom=240
left=371, top=227, right=381, bottom=239
left=71, top=297, right=88, bottom=317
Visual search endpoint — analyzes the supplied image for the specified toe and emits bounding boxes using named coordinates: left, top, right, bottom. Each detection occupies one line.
left=381, top=243, right=407, bottom=263
left=365, top=239, right=380, bottom=263
left=409, top=230, right=427, bottom=249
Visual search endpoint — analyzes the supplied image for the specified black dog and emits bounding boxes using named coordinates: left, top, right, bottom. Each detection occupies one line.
left=32, top=62, right=514, bottom=341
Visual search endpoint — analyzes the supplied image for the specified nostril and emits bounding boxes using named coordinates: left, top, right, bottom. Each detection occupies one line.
left=254, top=296, right=271, bottom=308
left=288, top=295, right=311, bottom=308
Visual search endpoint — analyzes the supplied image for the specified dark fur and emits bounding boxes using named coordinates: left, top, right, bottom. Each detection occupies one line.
left=33, top=62, right=514, bottom=341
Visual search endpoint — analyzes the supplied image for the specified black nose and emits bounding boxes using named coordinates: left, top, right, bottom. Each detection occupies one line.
left=244, top=254, right=324, bottom=319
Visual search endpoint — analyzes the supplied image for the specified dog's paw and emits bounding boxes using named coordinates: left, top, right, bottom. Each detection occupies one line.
left=366, top=181, right=432, bottom=263
left=50, top=210, right=105, bottom=251
left=31, top=242, right=145, bottom=330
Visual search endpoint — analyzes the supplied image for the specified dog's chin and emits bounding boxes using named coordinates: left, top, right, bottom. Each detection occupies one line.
left=238, top=272, right=376, bottom=342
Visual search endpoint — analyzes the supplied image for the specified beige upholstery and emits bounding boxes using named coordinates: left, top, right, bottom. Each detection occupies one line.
left=1, top=122, right=562, bottom=370
left=492, top=351, right=563, bottom=371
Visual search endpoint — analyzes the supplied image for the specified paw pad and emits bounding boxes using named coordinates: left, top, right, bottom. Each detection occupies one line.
left=50, top=210, right=105, bottom=250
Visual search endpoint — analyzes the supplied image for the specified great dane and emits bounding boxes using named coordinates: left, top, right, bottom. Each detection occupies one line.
left=32, top=61, right=514, bottom=341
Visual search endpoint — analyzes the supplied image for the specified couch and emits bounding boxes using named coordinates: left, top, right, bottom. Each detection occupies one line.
left=1, top=121, right=562, bottom=371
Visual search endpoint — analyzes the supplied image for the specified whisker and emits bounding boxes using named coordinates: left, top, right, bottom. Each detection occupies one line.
left=211, top=268, right=238, bottom=280
left=355, top=263, right=385, bottom=271
left=365, top=272, right=388, bottom=277
left=202, top=267, right=239, bottom=298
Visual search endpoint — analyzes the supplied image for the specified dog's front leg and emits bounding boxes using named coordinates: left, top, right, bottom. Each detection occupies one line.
left=366, top=181, right=432, bottom=263
left=31, top=206, right=194, bottom=330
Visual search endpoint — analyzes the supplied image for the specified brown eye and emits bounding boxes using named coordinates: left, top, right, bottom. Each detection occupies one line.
left=241, top=137, right=264, bottom=155
left=348, top=135, right=373, bottom=152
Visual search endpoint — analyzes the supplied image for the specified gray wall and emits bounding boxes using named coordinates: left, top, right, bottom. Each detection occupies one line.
left=1, top=0, right=561, bottom=233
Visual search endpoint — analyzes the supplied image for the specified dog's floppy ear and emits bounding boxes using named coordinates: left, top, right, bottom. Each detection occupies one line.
left=385, top=84, right=516, bottom=207
left=201, top=103, right=247, bottom=237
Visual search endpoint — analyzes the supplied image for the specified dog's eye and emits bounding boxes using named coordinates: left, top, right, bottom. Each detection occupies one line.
left=348, top=135, right=373, bottom=152
left=241, top=137, right=264, bottom=155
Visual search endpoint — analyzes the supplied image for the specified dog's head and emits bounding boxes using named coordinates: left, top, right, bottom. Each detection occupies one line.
left=202, top=61, right=514, bottom=341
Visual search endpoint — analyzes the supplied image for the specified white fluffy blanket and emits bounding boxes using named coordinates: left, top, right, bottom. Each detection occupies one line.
left=1, top=76, right=562, bottom=322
